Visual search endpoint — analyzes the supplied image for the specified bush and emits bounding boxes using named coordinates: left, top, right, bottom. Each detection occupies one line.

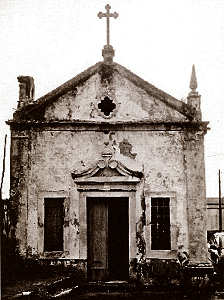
left=133, top=259, right=179, bottom=287
left=2, top=237, right=85, bottom=286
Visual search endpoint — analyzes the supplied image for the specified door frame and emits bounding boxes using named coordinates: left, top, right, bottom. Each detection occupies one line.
left=72, top=160, right=142, bottom=279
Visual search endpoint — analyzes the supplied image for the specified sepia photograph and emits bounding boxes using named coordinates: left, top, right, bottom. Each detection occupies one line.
left=1, top=0, right=224, bottom=299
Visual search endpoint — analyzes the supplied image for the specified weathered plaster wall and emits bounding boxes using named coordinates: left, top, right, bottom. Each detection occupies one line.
left=17, top=128, right=189, bottom=260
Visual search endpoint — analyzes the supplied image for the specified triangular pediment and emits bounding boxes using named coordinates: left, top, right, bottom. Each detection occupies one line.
left=94, top=167, right=122, bottom=177
left=12, top=62, right=197, bottom=124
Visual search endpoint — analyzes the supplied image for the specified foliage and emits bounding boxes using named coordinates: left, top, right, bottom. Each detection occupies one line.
left=135, top=259, right=179, bottom=287
left=2, top=240, right=85, bottom=287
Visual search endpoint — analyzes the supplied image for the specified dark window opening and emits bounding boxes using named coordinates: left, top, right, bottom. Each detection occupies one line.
left=98, top=96, right=116, bottom=116
left=151, top=197, right=171, bottom=250
left=44, top=198, right=64, bottom=252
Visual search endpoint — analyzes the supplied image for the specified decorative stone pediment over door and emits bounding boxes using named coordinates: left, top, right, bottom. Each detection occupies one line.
left=72, top=158, right=143, bottom=189
left=71, top=157, right=142, bottom=281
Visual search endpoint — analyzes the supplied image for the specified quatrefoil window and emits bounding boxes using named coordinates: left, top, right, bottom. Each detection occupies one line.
left=98, top=96, right=116, bottom=116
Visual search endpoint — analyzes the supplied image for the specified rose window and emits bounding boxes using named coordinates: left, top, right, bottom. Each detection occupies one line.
left=98, top=96, right=116, bottom=116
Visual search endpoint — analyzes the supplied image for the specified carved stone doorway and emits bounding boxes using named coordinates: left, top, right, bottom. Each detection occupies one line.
left=87, top=197, right=129, bottom=281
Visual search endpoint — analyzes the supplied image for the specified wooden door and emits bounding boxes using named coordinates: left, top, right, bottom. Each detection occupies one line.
left=87, top=198, right=108, bottom=281
left=108, top=197, right=129, bottom=280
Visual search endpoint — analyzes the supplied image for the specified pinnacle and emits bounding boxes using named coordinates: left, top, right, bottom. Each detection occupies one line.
left=190, top=64, right=198, bottom=92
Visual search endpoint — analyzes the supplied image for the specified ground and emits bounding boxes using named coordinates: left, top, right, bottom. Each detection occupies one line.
left=2, top=274, right=66, bottom=299
left=2, top=272, right=224, bottom=299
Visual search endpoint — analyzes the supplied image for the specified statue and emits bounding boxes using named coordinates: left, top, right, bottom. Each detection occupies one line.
left=17, top=76, right=35, bottom=105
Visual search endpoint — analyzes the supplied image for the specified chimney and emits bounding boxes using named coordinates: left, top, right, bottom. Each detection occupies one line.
left=17, top=76, right=35, bottom=109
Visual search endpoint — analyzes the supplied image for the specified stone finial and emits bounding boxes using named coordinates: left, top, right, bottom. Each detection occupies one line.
left=189, top=64, right=198, bottom=95
left=102, top=45, right=115, bottom=64
left=187, top=65, right=201, bottom=120
left=17, top=76, right=35, bottom=108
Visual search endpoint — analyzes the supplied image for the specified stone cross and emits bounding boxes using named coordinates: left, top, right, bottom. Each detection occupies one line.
left=98, top=4, right=118, bottom=46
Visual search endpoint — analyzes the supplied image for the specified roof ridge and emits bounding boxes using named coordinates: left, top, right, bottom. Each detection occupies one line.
left=36, top=61, right=103, bottom=104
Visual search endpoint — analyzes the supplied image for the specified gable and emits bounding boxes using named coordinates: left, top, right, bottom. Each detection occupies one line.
left=12, top=62, right=196, bottom=123
left=44, top=71, right=189, bottom=123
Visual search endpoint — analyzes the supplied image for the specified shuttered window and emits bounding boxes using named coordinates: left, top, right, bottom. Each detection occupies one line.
left=44, top=198, right=64, bottom=252
left=151, top=197, right=171, bottom=250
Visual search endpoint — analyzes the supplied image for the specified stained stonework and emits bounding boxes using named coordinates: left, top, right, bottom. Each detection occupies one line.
left=119, top=139, right=137, bottom=159
left=8, top=61, right=209, bottom=279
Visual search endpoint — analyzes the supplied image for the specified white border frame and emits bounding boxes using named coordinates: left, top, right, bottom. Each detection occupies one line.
left=37, top=190, right=69, bottom=257
left=145, top=191, right=177, bottom=259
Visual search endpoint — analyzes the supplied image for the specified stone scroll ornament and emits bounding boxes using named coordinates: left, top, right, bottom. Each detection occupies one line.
left=72, top=141, right=143, bottom=179
left=72, top=158, right=143, bottom=180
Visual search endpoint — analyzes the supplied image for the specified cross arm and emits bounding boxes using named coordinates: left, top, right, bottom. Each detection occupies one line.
left=98, top=12, right=105, bottom=19
left=111, top=12, right=118, bottom=19
left=97, top=12, right=119, bottom=19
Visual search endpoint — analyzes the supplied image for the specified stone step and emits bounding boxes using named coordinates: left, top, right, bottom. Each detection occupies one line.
left=84, top=281, right=136, bottom=293
left=71, top=290, right=188, bottom=300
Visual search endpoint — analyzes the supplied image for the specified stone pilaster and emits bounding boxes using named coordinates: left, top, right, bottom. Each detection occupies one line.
left=10, top=129, right=30, bottom=256
left=184, top=128, right=208, bottom=263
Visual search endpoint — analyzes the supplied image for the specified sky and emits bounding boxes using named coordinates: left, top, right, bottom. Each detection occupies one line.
left=0, top=0, right=224, bottom=198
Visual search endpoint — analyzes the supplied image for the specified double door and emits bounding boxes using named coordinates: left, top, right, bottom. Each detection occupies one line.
left=87, top=197, right=129, bottom=281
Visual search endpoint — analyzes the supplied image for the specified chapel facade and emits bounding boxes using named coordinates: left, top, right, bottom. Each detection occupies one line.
left=7, top=13, right=209, bottom=281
